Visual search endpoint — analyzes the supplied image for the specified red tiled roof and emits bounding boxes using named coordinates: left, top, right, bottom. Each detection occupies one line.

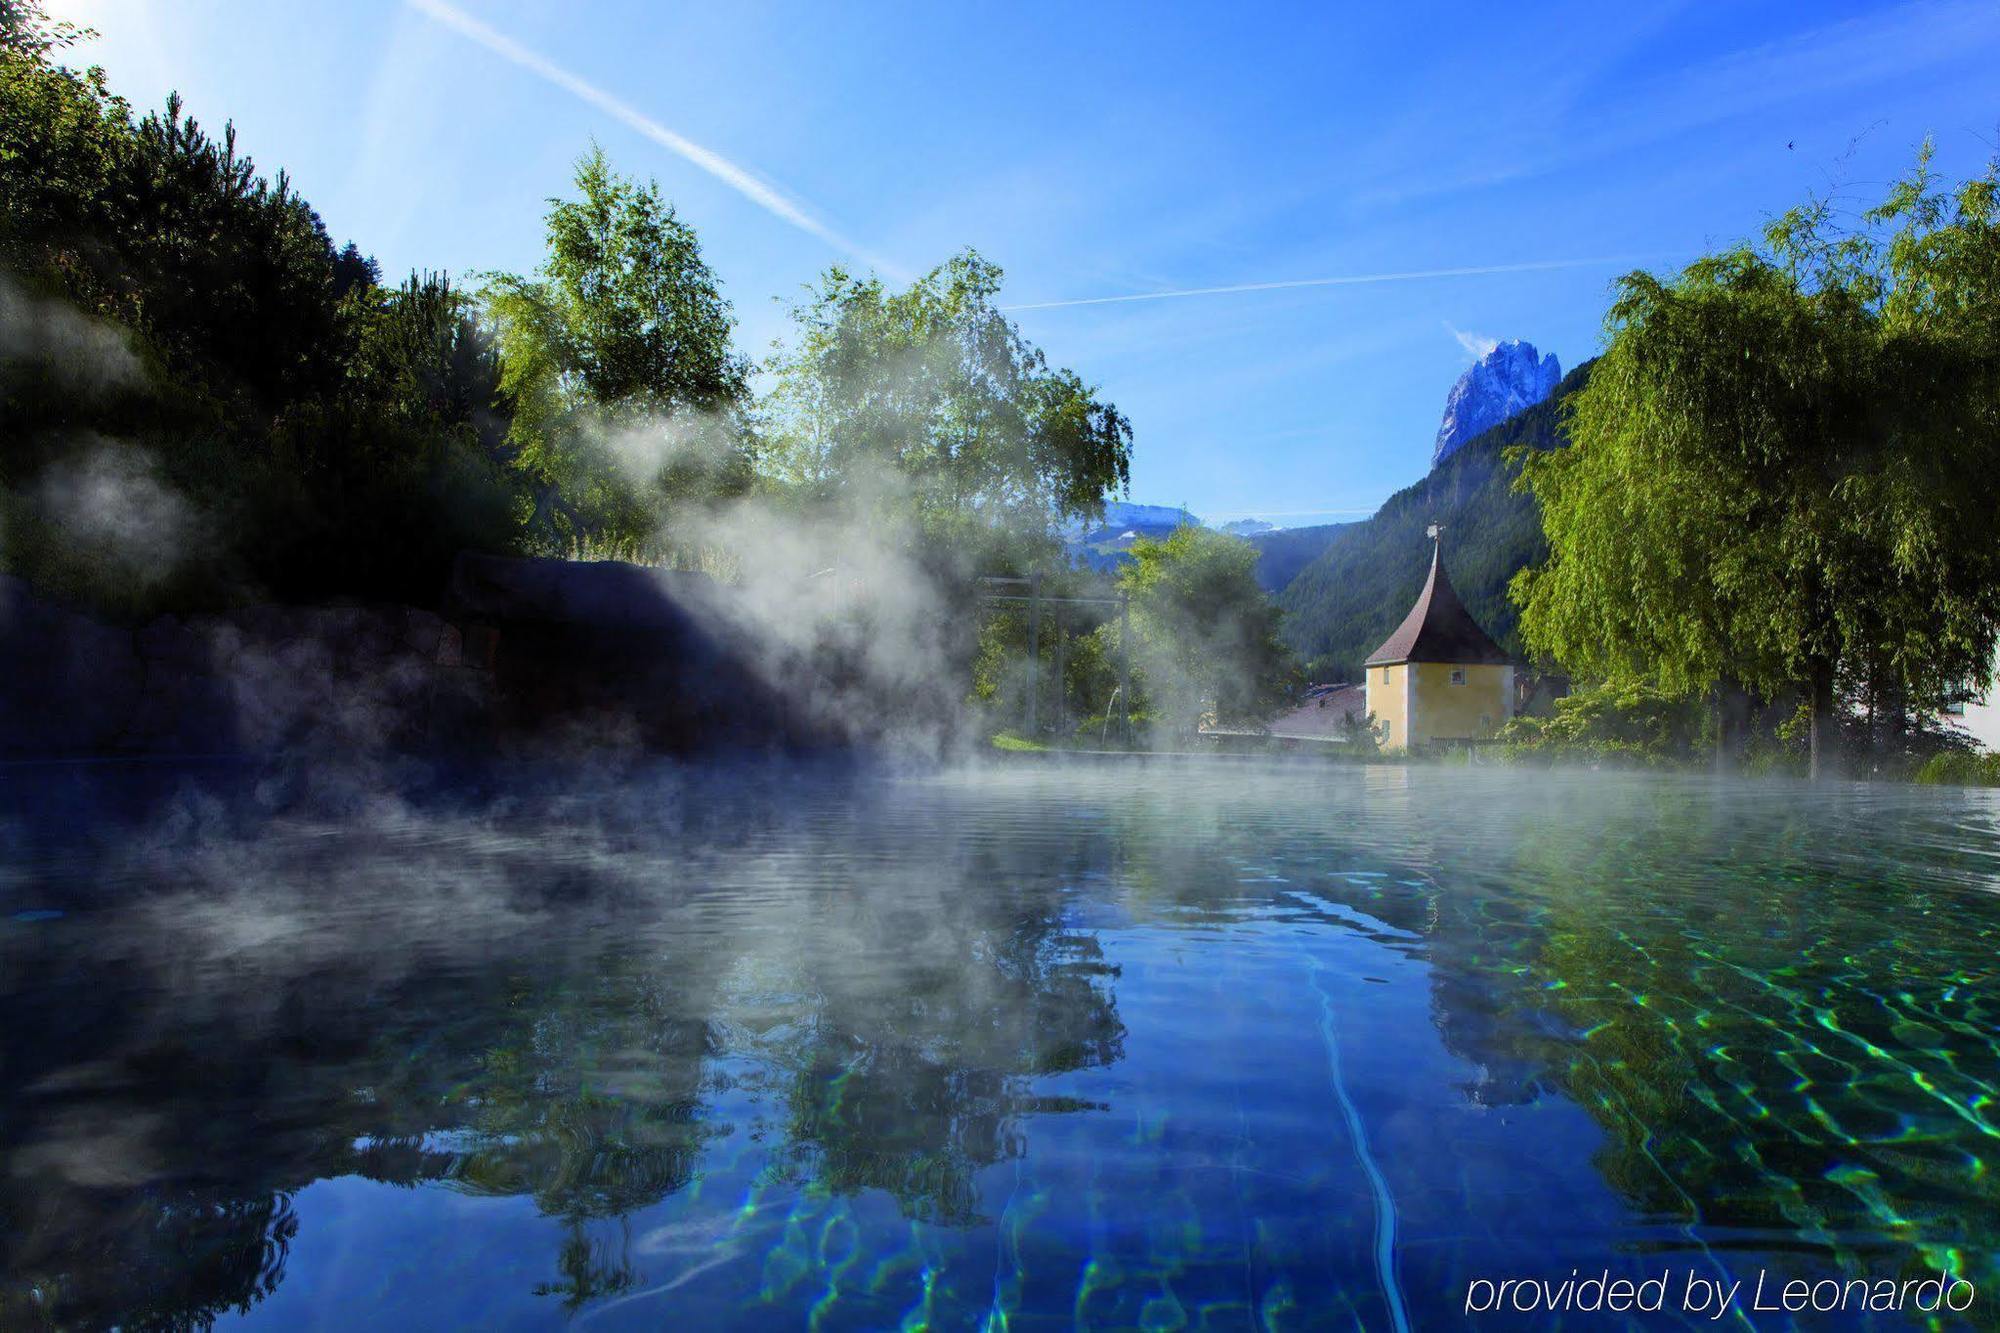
left=1364, top=545, right=1511, bottom=666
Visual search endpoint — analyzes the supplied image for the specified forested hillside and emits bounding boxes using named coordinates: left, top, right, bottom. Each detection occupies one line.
left=1245, top=522, right=1346, bottom=593
left=1275, top=361, right=1592, bottom=680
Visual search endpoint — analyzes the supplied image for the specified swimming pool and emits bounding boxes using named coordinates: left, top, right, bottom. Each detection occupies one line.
left=3, top=760, right=1995, bottom=1328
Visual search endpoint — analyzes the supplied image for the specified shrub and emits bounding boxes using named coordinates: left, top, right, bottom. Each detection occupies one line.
left=1498, top=679, right=1707, bottom=767
left=1914, top=750, right=2000, bottom=787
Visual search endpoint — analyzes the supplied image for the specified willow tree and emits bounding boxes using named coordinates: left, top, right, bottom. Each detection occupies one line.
left=1514, top=149, right=2000, bottom=779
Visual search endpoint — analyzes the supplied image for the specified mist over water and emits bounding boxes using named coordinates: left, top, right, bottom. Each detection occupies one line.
left=4, top=759, right=1999, bottom=1328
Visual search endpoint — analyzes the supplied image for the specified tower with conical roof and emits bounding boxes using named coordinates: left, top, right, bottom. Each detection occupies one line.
left=1362, top=533, right=1514, bottom=749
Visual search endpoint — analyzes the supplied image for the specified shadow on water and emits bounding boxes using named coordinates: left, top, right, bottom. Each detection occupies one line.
left=3, top=758, right=1999, bottom=1327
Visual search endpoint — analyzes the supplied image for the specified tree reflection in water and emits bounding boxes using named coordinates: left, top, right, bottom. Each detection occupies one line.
left=0, top=761, right=1127, bottom=1328
left=4, top=761, right=1999, bottom=1326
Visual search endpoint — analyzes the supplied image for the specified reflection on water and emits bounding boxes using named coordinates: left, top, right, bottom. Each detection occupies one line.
left=3, top=760, right=1998, bottom=1329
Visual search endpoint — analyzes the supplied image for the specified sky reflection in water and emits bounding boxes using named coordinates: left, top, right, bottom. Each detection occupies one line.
left=3, top=760, right=1998, bottom=1330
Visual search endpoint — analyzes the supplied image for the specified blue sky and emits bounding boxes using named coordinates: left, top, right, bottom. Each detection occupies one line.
left=49, top=0, right=2000, bottom=525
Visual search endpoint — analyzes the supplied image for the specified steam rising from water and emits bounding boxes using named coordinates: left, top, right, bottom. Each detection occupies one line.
left=571, top=402, right=1003, bottom=757
left=30, top=439, right=194, bottom=586
left=0, top=273, right=143, bottom=392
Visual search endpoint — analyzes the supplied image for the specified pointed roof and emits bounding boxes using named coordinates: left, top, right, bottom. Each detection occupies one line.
left=1364, top=544, right=1511, bottom=667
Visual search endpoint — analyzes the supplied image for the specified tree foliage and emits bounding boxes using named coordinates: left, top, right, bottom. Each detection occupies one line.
left=763, top=250, right=1132, bottom=534
left=1118, top=525, right=1296, bottom=736
left=1497, top=680, right=1709, bottom=766
left=483, top=147, right=754, bottom=551
left=0, top=10, right=540, bottom=608
left=2, top=4, right=1149, bottom=765
left=1514, top=148, right=2000, bottom=775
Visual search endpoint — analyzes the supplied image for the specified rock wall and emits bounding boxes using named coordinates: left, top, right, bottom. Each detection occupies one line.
left=442, top=554, right=817, bottom=754
left=1, top=557, right=821, bottom=759
left=0, top=576, right=492, bottom=758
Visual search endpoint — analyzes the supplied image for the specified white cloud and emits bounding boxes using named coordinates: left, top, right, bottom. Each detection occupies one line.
left=1444, top=321, right=1499, bottom=361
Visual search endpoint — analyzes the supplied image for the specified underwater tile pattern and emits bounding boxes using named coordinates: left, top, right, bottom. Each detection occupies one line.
left=2, top=761, right=1998, bottom=1329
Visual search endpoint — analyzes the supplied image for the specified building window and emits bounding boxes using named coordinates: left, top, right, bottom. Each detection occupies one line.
left=1449, top=668, right=1466, bottom=686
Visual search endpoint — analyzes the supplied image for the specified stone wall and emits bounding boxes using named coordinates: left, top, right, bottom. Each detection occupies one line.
left=1, top=557, right=822, bottom=759
left=0, top=576, right=492, bottom=758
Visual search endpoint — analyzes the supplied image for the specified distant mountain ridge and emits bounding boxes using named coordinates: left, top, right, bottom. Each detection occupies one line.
left=1059, top=505, right=1349, bottom=589
left=1062, top=501, right=1196, bottom=538
left=1065, top=503, right=1329, bottom=576
left=1433, top=339, right=1561, bottom=467
left=1277, top=359, right=1592, bottom=680
left=1245, top=523, right=1350, bottom=592
left=1063, top=502, right=1199, bottom=572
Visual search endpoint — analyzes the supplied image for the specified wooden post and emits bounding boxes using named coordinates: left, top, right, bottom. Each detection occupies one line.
left=1026, top=572, right=1041, bottom=736
left=1054, top=606, right=1066, bottom=735
left=1119, top=590, right=1131, bottom=743
left=1808, top=660, right=1835, bottom=782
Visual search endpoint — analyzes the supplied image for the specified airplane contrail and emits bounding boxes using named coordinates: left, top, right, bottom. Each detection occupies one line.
left=1202, top=507, right=1380, bottom=519
left=1000, top=255, right=1657, bottom=311
left=405, top=0, right=903, bottom=278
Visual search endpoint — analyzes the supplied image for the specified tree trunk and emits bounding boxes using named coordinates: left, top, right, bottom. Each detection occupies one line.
left=1712, top=683, right=1728, bottom=775
left=1807, top=663, right=1836, bottom=782
left=1712, top=678, right=1747, bottom=775
left=1866, top=680, right=1881, bottom=769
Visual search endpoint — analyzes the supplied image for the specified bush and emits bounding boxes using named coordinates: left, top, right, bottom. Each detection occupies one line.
left=1497, top=680, right=1708, bottom=767
left=1914, top=750, right=2000, bottom=787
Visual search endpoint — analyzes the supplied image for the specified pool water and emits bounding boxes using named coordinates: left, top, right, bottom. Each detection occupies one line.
left=3, top=760, right=1997, bottom=1329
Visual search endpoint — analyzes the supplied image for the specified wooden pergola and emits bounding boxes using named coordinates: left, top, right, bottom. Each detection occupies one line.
left=978, top=575, right=1131, bottom=740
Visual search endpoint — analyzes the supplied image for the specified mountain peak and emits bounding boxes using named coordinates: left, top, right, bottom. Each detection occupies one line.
left=1219, top=518, right=1276, bottom=537
left=1432, top=339, right=1561, bottom=467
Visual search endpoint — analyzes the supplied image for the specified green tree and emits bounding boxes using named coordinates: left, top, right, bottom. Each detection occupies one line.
left=1497, top=680, right=1709, bottom=766
left=762, top=250, right=1131, bottom=534
left=351, top=271, right=510, bottom=454
left=0, top=5, right=131, bottom=296
left=1, top=9, right=527, bottom=609
left=1514, top=150, right=2000, bottom=779
left=483, top=146, right=753, bottom=551
left=1118, top=525, right=1297, bottom=738
left=765, top=251, right=1136, bottom=741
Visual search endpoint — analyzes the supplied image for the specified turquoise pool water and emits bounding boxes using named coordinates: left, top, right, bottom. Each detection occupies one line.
left=3, top=760, right=1997, bottom=1329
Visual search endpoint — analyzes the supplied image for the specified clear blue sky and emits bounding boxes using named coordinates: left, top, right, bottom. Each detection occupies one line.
left=50, top=0, right=2000, bottom=525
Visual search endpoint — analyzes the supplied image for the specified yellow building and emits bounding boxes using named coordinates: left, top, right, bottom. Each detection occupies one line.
left=1363, top=543, right=1514, bottom=750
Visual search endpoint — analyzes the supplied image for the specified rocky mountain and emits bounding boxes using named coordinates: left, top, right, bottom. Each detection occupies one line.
left=1279, top=359, right=1594, bottom=680
left=1084, top=501, right=1197, bottom=535
left=1432, top=339, right=1561, bottom=467
left=1061, top=505, right=1344, bottom=584
left=1063, top=502, right=1200, bottom=571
